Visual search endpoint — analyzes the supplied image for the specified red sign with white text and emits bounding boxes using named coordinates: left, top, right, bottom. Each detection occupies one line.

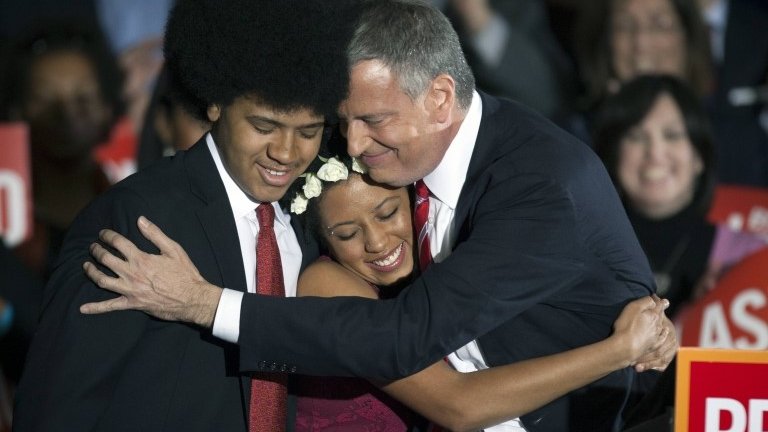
left=0, top=123, right=33, bottom=247
left=93, top=117, right=137, bottom=184
left=708, top=185, right=768, bottom=235
left=676, top=348, right=768, bottom=432
left=678, top=249, right=768, bottom=350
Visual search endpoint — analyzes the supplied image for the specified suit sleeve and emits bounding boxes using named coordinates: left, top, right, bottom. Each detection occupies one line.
left=239, top=172, right=588, bottom=381
left=13, top=189, right=157, bottom=431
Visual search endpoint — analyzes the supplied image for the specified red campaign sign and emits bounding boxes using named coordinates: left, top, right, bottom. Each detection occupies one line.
left=676, top=348, right=768, bottom=432
left=0, top=123, right=33, bottom=247
left=708, top=185, right=768, bottom=235
left=689, top=362, right=768, bottom=432
left=93, top=116, right=137, bottom=184
left=678, top=248, right=768, bottom=350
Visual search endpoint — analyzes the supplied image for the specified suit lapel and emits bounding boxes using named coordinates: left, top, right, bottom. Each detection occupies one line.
left=197, top=202, right=248, bottom=293
left=453, top=92, right=501, bottom=239
left=183, top=139, right=248, bottom=293
left=183, top=139, right=255, bottom=420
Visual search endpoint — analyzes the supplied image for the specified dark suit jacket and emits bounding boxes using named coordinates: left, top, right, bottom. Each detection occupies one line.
left=13, top=139, right=317, bottom=431
left=239, top=93, right=655, bottom=431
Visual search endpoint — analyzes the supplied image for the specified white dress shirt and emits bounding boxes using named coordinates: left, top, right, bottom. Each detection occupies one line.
left=204, top=133, right=303, bottom=342
left=422, top=91, right=526, bottom=432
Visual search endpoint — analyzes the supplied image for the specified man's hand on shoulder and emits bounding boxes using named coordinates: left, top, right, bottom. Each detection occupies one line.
left=80, top=216, right=222, bottom=328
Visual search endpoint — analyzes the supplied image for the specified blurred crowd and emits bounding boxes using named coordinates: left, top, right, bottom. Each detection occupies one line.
left=1, top=0, right=767, bottom=430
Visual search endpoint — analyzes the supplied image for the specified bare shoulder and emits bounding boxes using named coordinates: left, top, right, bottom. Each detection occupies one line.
left=298, top=259, right=378, bottom=299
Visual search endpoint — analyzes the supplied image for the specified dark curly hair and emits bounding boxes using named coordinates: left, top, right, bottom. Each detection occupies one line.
left=164, top=0, right=360, bottom=121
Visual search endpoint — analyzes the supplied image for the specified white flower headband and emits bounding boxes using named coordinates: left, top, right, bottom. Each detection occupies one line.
left=290, top=156, right=368, bottom=214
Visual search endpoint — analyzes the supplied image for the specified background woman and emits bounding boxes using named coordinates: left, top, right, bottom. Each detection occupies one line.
left=563, top=0, right=711, bottom=146
left=576, top=0, right=711, bottom=107
left=0, top=21, right=122, bottom=391
left=594, top=74, right=717, bottom=320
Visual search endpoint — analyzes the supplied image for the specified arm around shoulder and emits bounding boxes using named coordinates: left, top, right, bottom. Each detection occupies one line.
left=378, top=296, right=671, bottom=431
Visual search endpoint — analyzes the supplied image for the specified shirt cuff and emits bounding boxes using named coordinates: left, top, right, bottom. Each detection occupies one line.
left=212, top=288, right=243, bottom=343
left=471, top=13, right=509, bottom=68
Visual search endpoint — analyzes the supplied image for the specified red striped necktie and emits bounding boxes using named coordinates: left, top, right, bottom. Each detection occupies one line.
left=414, top=180, right=433, bottom=271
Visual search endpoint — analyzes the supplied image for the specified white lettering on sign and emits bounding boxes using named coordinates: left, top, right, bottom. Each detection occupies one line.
left=749, top=399, right=768, bottom=432
left=706, top=398, right=768, bottom=432
left=748, top=207, right=768, bottom=234
left=699, top=289, right=768, bottom=349
left=726, top=207, right=768, bottom=234
left=728, top=213, right=745, bottom=231
left=732, top=289, right=768, bottom=349
left=0, top=169, right=27, bottom=246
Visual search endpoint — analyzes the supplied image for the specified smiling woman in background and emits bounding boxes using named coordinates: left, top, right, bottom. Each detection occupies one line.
left=577, top=0, right=711, bottom=106
left=594, top=74, right=716, bottom=319
left=591, top=75, right=716, bottom=429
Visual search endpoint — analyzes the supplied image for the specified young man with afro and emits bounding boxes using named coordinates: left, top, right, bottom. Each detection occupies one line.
left=12, top=0, right=356, bottom=430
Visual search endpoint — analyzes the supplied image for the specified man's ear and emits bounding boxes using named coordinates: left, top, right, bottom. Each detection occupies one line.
left=207, top=104, right=221, bottom=122
left=426, top=74, right=456, bottom=124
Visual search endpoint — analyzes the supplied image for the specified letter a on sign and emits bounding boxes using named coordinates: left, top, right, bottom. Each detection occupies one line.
left=678, top=249, right=768, bottom=350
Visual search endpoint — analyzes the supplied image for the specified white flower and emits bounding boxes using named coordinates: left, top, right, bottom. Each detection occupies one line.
left=302, top=173, right=322, bottom=198
left=351, top=157, right=368, bottom=174
left=290, top=193, right=309, bottom=214
left=316, top=157, right=348, bottom=182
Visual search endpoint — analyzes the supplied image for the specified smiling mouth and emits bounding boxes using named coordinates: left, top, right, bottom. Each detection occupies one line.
left=641, top=167, right=668, bottom=182
left=370, top=242, right=405, bottom=271
left=259, top=164, right=293, bottom=186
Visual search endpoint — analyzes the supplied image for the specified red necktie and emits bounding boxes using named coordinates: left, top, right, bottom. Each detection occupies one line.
left=414, top=180, right=433, bottom=271
left=249, top=203, right=287, bottom=432
left=414, top=184, right=449, bottom=432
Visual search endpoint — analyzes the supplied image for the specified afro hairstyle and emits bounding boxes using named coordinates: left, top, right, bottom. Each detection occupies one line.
left=164, top=0, right=360, bottom=122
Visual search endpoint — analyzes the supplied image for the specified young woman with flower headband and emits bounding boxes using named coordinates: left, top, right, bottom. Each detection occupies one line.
left=287, top=137, right=675, bottom=431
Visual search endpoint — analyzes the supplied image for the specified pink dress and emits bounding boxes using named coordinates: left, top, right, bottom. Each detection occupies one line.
left=295, top=256, right=422, bottom=431
left=295, top=376, right=421, bottom=431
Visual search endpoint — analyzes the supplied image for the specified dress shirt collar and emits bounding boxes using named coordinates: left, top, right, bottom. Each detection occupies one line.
left=422, top=91, right=482, bottom=209
left=205, top=133, right=291, bottom=229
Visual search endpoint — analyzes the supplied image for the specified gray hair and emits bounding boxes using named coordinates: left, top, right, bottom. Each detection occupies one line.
left=348, top=0, right=475, bottom=110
